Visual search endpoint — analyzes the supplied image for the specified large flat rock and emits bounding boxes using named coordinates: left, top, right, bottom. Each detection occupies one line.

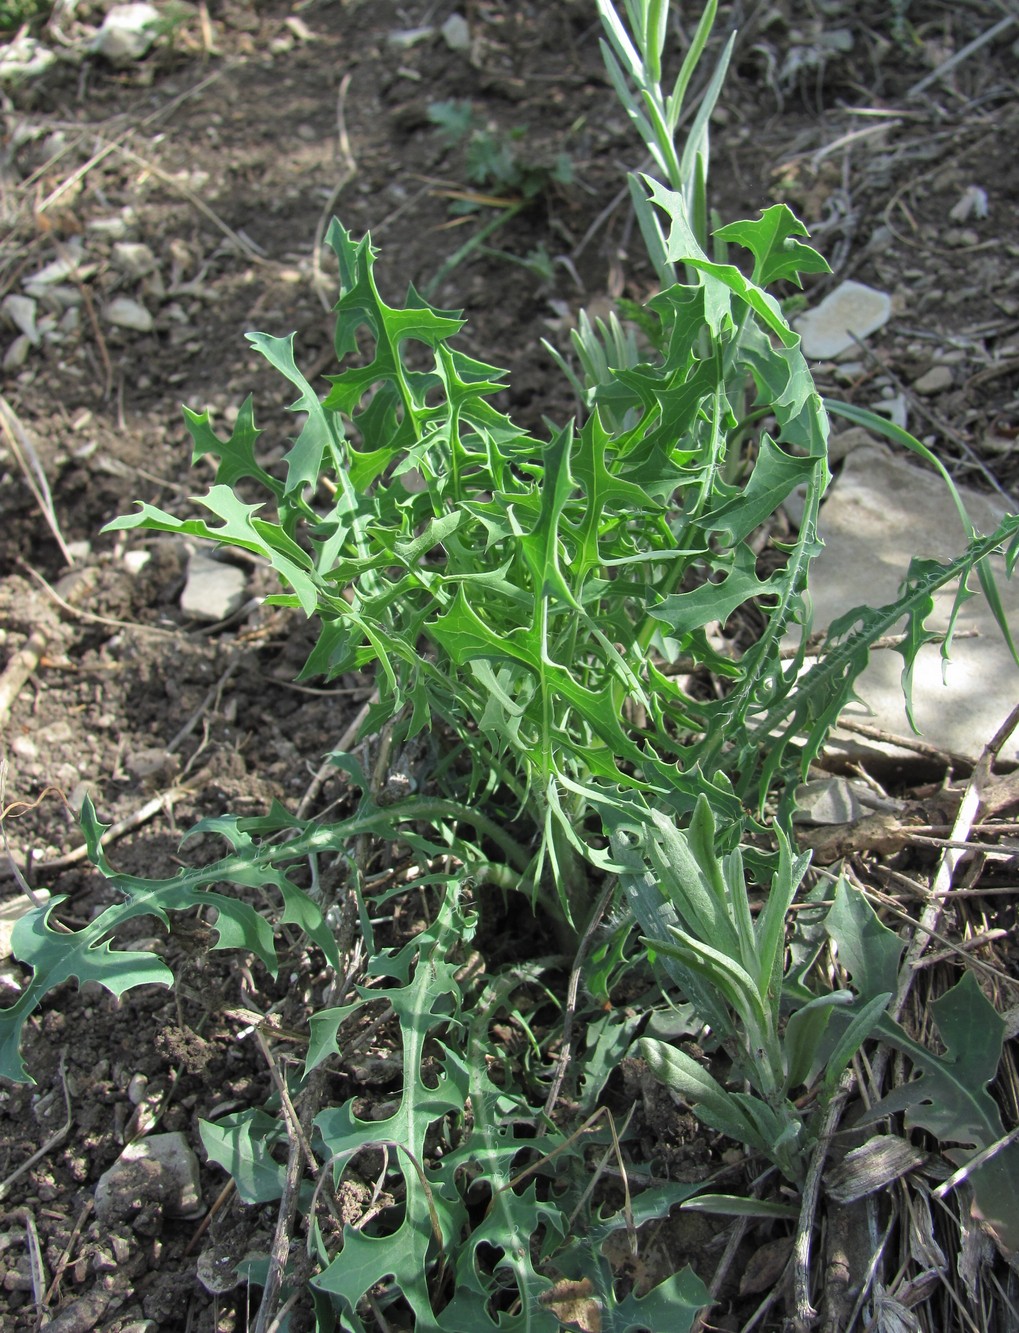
left=799, top=446, right=1019, bottom=768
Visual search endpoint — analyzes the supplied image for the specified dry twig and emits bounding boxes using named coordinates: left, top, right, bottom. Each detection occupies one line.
left=790, top=1070, right=856, bottom=1331
left=906, top=14, right=1018, bottom=99
left=0, top=396, right=74, bottom=566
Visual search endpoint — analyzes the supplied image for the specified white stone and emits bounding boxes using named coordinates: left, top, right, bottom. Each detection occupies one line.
left=3, top=334, right=32, bottom=370
left=112, top=241, right=157, bottom=278
left=797, top=447, right=1019, bottom=767
left=912, top=365, right=953, bottom=395
left=793, top=777, right=869, bottom=825
left=127, top=1073, right=149, bottom=1106
left=94, top=1132, right=202, bottom=1221
left=92, top=4, right=161, bottom=66
left=441, top=12, right=471, bottom=51
left=869, top=392, right=908, bottom=430
left=103, top=296, right=154, bottom=332
left=87, top=216, right=129, bottom=240
left=123, top=549, right=151, bottom=574
left=821, top=27, right=854, bottom=53
left=795, top=281, right=892, bottom=359
left=949, top=186, right=989, bottom=222
left=180, top=552, right=247, bottom=622
left=1, top=295, right=39, bottom=344
left=283, top=16, right=315, bottom=42
left=23, top=239, right=85, bottom=288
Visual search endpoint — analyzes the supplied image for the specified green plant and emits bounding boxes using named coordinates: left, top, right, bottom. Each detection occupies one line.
left=428, top=99, right=573, bottom=203
left=107, top=202, right=842, bottom=899
left=4, top=2, right=1019, bottom=1327
left=613, top=796, right=889, bottom=1186
left=596, top=0, right=734, bottom=284
left=0, top=0, right=50, bottom=32
left=423, top=98, right=574, bottom=298
left=4, top=190, right=1014, bottom=1319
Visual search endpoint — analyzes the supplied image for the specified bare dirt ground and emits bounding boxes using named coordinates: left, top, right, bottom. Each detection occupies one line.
left=1, top=2, right=1018, bottom=1330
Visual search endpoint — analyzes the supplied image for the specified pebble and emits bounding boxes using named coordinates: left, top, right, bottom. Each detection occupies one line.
left=122, top=549, right=151, bottom=574
left=284, top=15, right=315, bottom=42
left=66, top=781, right=91, bottom=814
left=197, top=1246, right=245, bottom=1294
left=912, top=365, right=953, bottom=395
left=92, top=1247, right=118, bottom=1273
left=3, top=334, right=32, bottom=369
left=94, top=1131, right=203, bottom=1223
left=112, top=241, right=158, bottom=278
left=822, top=27, right=854, bottom=52
left=943, top=227, right=980, bottom=248
left=793, top=777, right=868, bottom=825
left=441, top=12, right=471, bottom=51
left=92, top=4, right=161, bottom=66
left=87, top=216, right=130, bottom=240
left=124, top=747, right=180, bottom=788
left=795, top=281, right=892, bottom=359
left=38, top=719, right=73, bottom=745
left=869, top=391, right=908, bottom=429
left=830, top=358, right=865, bottom=384
left=1, top=294, right=40, bottom=343
left=9, top=735, right=39, bottom=761
left=104, top=296, right=155, bottom=332
left=949, top=185, right=989, bottom=222
left=827, top=427, right=881, bottom=463
left=180, top=551, right=248, bottom=622
left=864, top=225, right=893, bottom=255
left=40, top=1289, right=112, bottom=1333
left=24, top=282, right=81, bottom=310
left=24, top=240, right=85, bottom=288
left=127, top=1072, right=149, bottom=1106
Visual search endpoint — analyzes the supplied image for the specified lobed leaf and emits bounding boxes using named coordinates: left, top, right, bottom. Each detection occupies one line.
left=714, top=205, right=831, bottom=288
left=825, top=879, right=904, bottom=1004
left=200, top=1109, right=290, bottom=1205
left=0, top=795, right=348, bottom=1084
left=312, top=887, right=473, bottom=1327
left=862, top=972, right=1019, bottom=1250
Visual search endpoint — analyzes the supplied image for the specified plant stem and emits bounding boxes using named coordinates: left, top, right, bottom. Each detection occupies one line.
left=423, top=202, right=526, bottom=301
